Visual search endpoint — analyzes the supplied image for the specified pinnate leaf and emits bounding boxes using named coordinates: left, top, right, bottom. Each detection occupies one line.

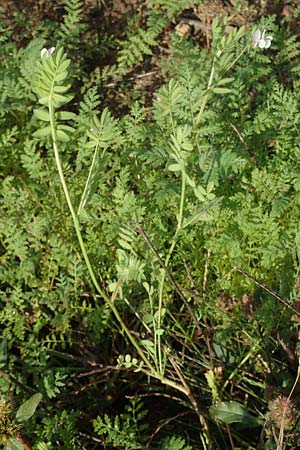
left=33, top=126, right=51, bottom=138
left=34, top=109, right=50, bottom=121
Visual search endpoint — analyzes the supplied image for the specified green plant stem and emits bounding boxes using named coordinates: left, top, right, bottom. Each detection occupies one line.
left=48, top=100, right=154, bottom=374
left=194, top=44, right=248, bottom=146
left=193, top=60, right=215, bottom=157
left=157, top=172, right=186, bottom=373
left=78, top=142, right=101, bottom=214
left=195, top=60, right=215, bottom=130
left=47, top=87, right=202, bottom=416
left=224, top=44, right=248, bottom=75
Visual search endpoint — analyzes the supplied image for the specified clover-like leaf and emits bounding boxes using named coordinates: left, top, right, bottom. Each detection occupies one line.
left=33, top=109, right=50, bottom=121
left=33, top=126, right=52, bottom=138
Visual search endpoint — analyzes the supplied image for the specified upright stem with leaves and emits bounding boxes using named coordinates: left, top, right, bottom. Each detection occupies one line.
left=33, top=47, right=207, bottom=420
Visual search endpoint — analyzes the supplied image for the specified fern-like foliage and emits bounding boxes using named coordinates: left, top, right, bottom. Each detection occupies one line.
left=35, top=410, right=81, bottom=450
left=117, top=12, right=166, bottom=72
left=77, top=108, right=117, bottom=214
left=159, top=436, right=193, bottom=450
left=3, top=3, right=300, bottom=450
left=20, top=139, right=48, bottom=182
left=148, top=0, right=202, bottom=19
left=58, top=0, right=86, bottom=50
left=275, top=27, right=300, bottom=82
left=19, top=38, right=46, bottom=96
left=93, top=398, right=148, bottom=450
left=77, top=85, right=101, bottom=128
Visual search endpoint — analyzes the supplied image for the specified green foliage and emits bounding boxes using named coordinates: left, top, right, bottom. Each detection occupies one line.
left=77, top=107, right=118, bottom=213
left=117, top=12, right=166, bottom=72
left=93, top=398, right=148, bottom=449
left=1, top=2, right=300, bottom=450
left=210, top=401, right=263, bottom=428
left=34, top=410, right=81, bottom=450
left=16, top=393, right=43, bottom=423
left=33, top=47, right=74, bottom=142
left=0, top=394, right=42, bottom=449
left=148, top=0, right=203, bottom=19
left=58, top=0, right=86, bottom=50
left=159, top=436, right=192, bottom=450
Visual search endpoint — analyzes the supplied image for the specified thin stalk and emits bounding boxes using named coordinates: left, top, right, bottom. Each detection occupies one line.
left=195, top=60, right=215, bottom=130
left=223, top=44, right=248, bottom=76
left=48, top=100, right=154, bottom=374
left=42, top=61, right=208, bottom=430
left=78, top=142, right=102, bottom=215
left=157, top=172, right=187, bottom=373
left=47, top=97, right=200, bottom=408
left=193, top=60, right=215, bottom=156
left=194, top=44, right=249, bottom=147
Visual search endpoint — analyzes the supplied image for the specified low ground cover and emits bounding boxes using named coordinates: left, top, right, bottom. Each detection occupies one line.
left=1, top=1, right=300, bottom=449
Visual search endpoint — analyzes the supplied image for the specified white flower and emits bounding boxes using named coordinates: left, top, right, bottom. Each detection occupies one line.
left=252, top=29, right=273, bottom=49
left=40, top=47, right=56, bottom=59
